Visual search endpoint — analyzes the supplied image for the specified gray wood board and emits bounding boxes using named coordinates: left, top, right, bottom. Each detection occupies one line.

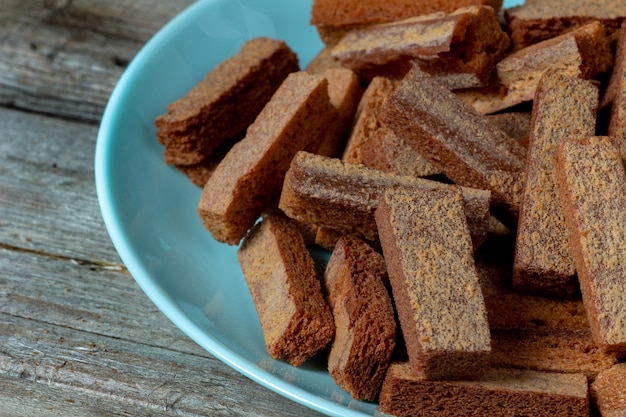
left=0, top=0, right=195, bottom=123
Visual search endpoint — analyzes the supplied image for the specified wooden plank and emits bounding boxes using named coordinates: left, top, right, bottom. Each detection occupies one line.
left=0, top=247, right=207, bottom=357
left=0, top=313, right=323, bottom=416
left=0, top=374, right=177, bottom=417
left=0, top=0, right=194, bottom=122
left=0, top=107, right=121, bottom=264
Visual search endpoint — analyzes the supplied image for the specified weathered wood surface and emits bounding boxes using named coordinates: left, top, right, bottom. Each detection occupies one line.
left=0, top=312, right=312, bottom=416
left=0, top=108, right=122, bottom=264
left=0, top=0, right=195, bottom=123
left=0, top=0, right=324, bottom=415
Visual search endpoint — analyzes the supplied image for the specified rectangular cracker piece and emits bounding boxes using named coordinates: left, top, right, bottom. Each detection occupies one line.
left=491, top=328, right=618, bottom=381
left=311, top=68, right=364, bottom=158
left=497, top=21, right=611, bottom=103
left=607, top=28, right=626, bottom=163
left=591, top=363, right=626, bottom=417
left=237, top=214, right=334, bottom=366
left=359, top=128, right=443, bottom=179
left=342, top=76, right=440, bottom=177
left=342, top=76, right=395, bottom=164
left=374, top=187, right=491, bottom=380
left=476, top=213, right=619, bottom=380
left=481, top=285, right=590, bottom=332
left=501, top=22, right=611, bottom=113
left=174, top=137, right=236, bottom=187
left=330, top=6, right=510, bottom=88
left=505, top=0, right=626, bottom=50
left=378, top=362, right=589, bottom=417
left=311, top=0, right=502, bottom=46
left=279, top=151, right=491, bottom=250
left=458, top=21, right=611, bottom=115
left=197, top=72, right=338, bottom=245
left=379, top=66, right=526, bottom=227
left=323, top=235, right=396, bottom=401
left=454, top=85, right=526, bottom=116
left=155, top=37, right=298, bottom=165
left=485, top=111, right=532, bottom=148
left=513, top=71, right=599, bottom=298
left=554, top=136, right=626, bottom=355
left=305, top=46, right=342, bottom=75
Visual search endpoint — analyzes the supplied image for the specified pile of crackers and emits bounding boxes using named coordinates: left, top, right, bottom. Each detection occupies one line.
left=155, top=1, right=626, bottom=415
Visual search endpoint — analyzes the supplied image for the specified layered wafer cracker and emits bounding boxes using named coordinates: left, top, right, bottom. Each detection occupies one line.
left=343, top=76, right=396, bottom=164
left=331, top=6, right=510, bottom=88
left=380, top=66, right=526, bottom=227
left=311, top=0, right=502, bottom=46
left=476, top=217, right=618, bottom=380
left=491, top=329, right=618, bottom=381
left=279, top=151, right=491, bottom=250
left=342, top=76, right=440, bottom=177
left=237, top=214, right=334, bottom=366
left=554, top=136, right=626, bottom=355
left=513, top=71, right=599, bottom=297
left=197, top=72, right=337, bottom=245
left=375, top=187, right=491, bottom=380
left=505, top=0, right=626, bottom=50
left=497, top=21, right=611, bottom=104
left=155, top=37, right=298, bottom=166
left=458, top=21, right=611, bottom=115
left=323, top=235, right=396, bottom=401
left=379, top=363, right=589, bottom=417
left=607, top=28, right=626, bottom=163
left=481, top=285, right=590, bottom=332
left=359, top=128, right=442, bottom=178
left=312, top=68, right=364, bottom=158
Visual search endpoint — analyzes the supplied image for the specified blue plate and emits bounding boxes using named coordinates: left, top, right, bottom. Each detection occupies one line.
left=95, top=1, right=523, bottom=416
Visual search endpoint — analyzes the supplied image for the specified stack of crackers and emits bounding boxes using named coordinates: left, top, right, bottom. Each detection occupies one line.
left=155, top=1, right=626, bottom=415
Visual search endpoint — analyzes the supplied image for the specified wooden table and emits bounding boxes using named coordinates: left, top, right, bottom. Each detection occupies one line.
left=0, top=1, right=323, bottom=415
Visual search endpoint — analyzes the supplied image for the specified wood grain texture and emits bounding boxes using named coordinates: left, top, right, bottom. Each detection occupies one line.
left=0, top=108, right=121, bottom=264
left=0, top=0, right=194, bottom=122
left=0, top=313, right=320, bottom=417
